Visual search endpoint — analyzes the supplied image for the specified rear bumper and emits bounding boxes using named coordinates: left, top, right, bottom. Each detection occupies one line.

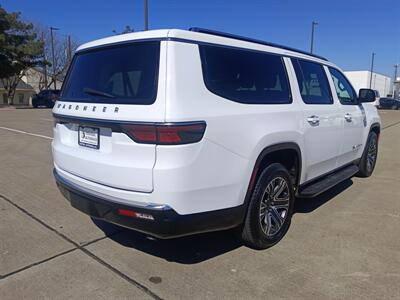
left=54, top=169, right=245, bottom=238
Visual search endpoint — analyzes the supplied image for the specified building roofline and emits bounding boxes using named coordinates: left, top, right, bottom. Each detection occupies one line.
left=344, top=70, right=391, bottom=78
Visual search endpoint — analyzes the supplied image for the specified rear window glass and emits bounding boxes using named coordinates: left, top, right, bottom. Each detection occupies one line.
left=62, top=41, right=160, bottom=105
left=199, top=45, right=291, bottom=104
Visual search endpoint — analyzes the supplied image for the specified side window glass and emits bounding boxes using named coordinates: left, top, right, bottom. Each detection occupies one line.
left=199, top=45, right=292, bottom=104
left=292, top=59, right=332, bottom=104
left=328, top=67, right=357, bottom=105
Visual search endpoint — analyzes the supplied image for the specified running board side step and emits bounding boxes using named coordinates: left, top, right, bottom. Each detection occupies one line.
left=297, top=165, right=359, bottom=198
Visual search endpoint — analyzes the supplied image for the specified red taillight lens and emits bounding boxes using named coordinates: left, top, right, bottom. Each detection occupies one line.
left=118, top=209, right=136, bottom=217
left=158, top=126, right=183, bottom=144
left=122, top=124, right=157, bottom=143
left=121, top=122, right=206, bottom=145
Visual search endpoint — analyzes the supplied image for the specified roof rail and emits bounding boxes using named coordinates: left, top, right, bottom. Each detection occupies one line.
left=189, top=27, right=328, bottom=61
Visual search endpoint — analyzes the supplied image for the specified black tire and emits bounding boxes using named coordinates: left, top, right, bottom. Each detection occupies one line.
left=356, top=131, right=378, bottom=178
left=240, top=163, right=295, bottom=249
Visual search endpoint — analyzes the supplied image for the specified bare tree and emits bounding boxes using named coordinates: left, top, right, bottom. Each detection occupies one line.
left=31, top=22, right=79, bottom=90
left=112, top=25, right=134, bottom=35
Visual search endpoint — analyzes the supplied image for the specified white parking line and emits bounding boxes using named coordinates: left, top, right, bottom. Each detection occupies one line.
left=0, top=126, right=53, bottom=140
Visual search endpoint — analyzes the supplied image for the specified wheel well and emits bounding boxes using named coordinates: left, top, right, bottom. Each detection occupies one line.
left=248, top=145, right=301, bottom=195
left=370, top=124, right=381, bottom=142
left=257, top=149, right=300, bottom=187
left=370, top=125, right=380, bottom=136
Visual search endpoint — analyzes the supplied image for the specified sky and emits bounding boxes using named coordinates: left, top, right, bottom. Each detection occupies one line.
left=2, top=0, right=400, bottom=77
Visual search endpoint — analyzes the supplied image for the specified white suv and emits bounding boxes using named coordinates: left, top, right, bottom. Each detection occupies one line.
left=52, top=28, right=381, bottom=249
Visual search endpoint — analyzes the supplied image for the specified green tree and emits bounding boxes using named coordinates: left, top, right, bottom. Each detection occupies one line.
left=0, top=5, right=44, bottom=105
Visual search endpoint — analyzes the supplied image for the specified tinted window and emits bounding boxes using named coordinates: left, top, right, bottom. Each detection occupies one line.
left=292, top=59, right=332, bottom=104
left=199, top=45, right=291, bottom=104
left=380, top=98, right=394, bottom=104
left=328, top=67, right=357, bottom=105
left=62, top=42, right=160, bottom=105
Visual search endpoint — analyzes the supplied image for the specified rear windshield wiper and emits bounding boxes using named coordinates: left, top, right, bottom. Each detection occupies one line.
left=83, top=87, right=115, bottom=99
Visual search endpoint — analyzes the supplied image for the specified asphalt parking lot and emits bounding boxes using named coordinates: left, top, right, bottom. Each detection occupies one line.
left=0, top=108, right=399, bottom=300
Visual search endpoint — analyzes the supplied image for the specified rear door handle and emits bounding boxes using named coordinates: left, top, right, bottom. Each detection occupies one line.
left=344, top=113, right=352, bottom=122
left=307, top=115, right=320, bottom=126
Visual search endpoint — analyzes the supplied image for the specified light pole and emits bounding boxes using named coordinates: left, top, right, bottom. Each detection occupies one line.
left=41, top=32, right=48, bottom=89
left=393, top=64, right=399, bottom=97
left=144, top=0, right=148, bottom=31
left=369, top=52, right=376, bottom=89
left=310, top=21, right=318, bottom=54
left=50, top=27, right=59, bottom=89
left=67, top=35, right=72, bottom=65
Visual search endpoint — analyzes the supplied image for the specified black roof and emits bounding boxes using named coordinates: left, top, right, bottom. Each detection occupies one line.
left=189, top=27, right=328, bottom=61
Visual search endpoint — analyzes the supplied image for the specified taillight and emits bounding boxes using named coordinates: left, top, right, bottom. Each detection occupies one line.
left=121, top=122, right=206, bottom=145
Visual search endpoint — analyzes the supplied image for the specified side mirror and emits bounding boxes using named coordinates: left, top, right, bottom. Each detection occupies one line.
left=358, top=88, right=376, bottom=103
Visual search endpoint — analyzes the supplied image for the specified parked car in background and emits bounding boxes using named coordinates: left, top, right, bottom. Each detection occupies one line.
left=32, top=89, right=60, bottom=108
left=378, top=97, right=400, bottom=110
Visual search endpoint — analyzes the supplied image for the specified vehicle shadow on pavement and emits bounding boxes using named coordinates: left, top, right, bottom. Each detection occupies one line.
left=294, top=179, right=353, bottom=214
left=93, top=179, right=353, bottom=264
left=93, top=218, right=242, bottom=264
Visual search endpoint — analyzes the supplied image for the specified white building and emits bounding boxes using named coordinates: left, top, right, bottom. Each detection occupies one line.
left=344, top=71, right=392, bottom=97
left=0, top=80, right=35, bottom=106
left=21, top=67, right=63, bottom=93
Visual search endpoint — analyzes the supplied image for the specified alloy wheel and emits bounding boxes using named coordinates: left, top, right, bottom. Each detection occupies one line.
left=259, top=177, right=290, bottom=237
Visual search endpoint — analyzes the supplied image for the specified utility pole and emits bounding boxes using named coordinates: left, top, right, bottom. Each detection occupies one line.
left=67, top=35, right=72, bottom=65
left=369, top=52, right=376, bottom=89
left=41, top=32, right=48, bottom=89
left=144, top=0, right=148, bottom=31
left=310, top=21, right=318, bottom=54
left=393, top=64, right=399, bottom=97
left=50, top=27, right=59, bottom=90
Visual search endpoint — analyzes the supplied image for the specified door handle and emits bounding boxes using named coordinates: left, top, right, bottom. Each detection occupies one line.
left=344, top=113, right=352, bottom=122
left=307, top=115, right=320, bottom=126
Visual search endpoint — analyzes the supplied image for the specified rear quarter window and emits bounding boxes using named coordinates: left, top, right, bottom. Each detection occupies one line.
left=62, top=41, right=160, bottom=105
left=199, top=45, right=291, bottom=104
left=292, top=59, right=333, bottom=105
